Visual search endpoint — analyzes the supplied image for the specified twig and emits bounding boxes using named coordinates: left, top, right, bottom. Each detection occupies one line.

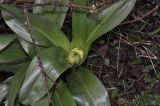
left=0, top=1, right=92, bottom=11
left=0, top=0, right=112, bottom=13
left=117, top=32, right=122, bottom=79
left=113, top=31, right=158, bottom=60
left=121, top=4, right=160, bottom=25
left=142, top=45, right=157, bottom=74
left=23, top=7, right=54, bottom=106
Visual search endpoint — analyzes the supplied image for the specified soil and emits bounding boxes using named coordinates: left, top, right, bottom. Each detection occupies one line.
left=84, top=0, right=160, bottom=105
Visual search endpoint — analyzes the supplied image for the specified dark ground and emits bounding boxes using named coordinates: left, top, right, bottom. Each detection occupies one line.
left=84, top=0, right=160, bottom=105
left=0, top=0, right=160, bottom=106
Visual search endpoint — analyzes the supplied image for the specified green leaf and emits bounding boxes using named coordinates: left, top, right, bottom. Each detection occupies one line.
left=71, top=0, right=88, bottom=49
left=33, top=0, right=53, bottom=14
left=19, top=47, right=71, bottom=105
left=31, top=80, right=76, bottom=106
left=19, top=39, right=35, bottom=58
left=29, top=14, right=70, bottom=51
left=0, top=42, right=28, bottom=64
left=33, top=0, right=69, bottom=28
left=30, top=97, right=49, bottom=106
left=0, top=34, right=16, bottom=51
left=19, top=38, right=47, bottom=58
left=0, top=62, right=29, bottom=73
left=86, top=0, right=136, bottom=46
left=0, top=4, right=49, bottom=46
left=3, top=77, right=13, bottom=85
left=67, top=67, right=111, bottom=106
left=7, top=64, right=29, bottom=106
left=1, top=5, right=70, bottom=51
left=0, top=84, right=8, bottom=103
left=52, top=80, right=76, bottom=106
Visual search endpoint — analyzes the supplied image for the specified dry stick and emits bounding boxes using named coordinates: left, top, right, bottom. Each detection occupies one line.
left=142, top=45, right=157, bottom=74
left=23, top=8, right=54, bottom=106
left=121, top=4, right=160, bottom=25
left=3, top=2, right=92, bottom=10
left=117, top=33, right=122, bottom=79
left=1, top=0, right=111, bottom=12
left=96, top=0, right=112, bottom=8
left=113, top=31, right=157, bottom=59
left=117, top=31, right=157, bottom=74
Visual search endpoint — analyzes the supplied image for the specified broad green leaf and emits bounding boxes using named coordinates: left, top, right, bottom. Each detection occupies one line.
left=52, top=80, right=76, bottom=106
left=3, top=77, right=12, bottom=85
left=87, top=0, right=136, bottom=46
left=33, top=0, right=69, bottom=28
left=1, top=5, right=70, bottom=51
left=19, top=39, right=35, bottom=58
left=0, top=34, right=16, bottom=51
left=0, top=84, right=8, bottom=103
left=31, top=80, right=76, bottom=106
left=0, top=62, right=30, bottom=73
left=7, top=64, right=29, bottom=106
left=30, top=96, right=48, bottom=106
left=67, top=67, right=111, bottom=106
left=0, top=42, right=28, bottom=64
left=71, top=0, right=88, bottom=49
left=19, top=39, right=46, bottom=58
left=29, top=14, right=70, bottom=51
left=19, top=47, right=71, bottom=105
left=33, top=0, right=53, bottom=14
left=0, top=5, right=49, bottom=46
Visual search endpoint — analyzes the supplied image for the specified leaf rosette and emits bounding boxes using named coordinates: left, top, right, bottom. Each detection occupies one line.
left=0, top=0, right=136, bottom=105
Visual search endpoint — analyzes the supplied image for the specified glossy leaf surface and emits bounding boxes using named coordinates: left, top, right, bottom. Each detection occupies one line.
left=29, top=14, right=70, bottom=51
left=19, top=39, right=46, bottom=58
left=30, top=97, right=48, bottom=106
left=0, top=42, right=28, bottom=64
left=31, top=80, right=76, bottom=106
left=71, top=0, right=88, bottom=49
left=0, top=84, right=8, bottom=103
left=0, top=4, right=49, bottom=46
left=52, top=80, right=76, bottom=106
left=0, top=62, right=29, bottom=73
left=0, top=34, right=15, bottom=51
left=87, top=0, right=136, bottom=46
left=33, top=0, right=53, bottom=14
left=1, top=5, right=70, bottom=51
left=19, top=39, right=35, bottom=58
left=33, top=0, right=68, bottom=28
left=7, top=64, right=29, bottom=106
left=19, top=47, right=71, bottom=105
left=67, top=67, right=111, bottom=106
